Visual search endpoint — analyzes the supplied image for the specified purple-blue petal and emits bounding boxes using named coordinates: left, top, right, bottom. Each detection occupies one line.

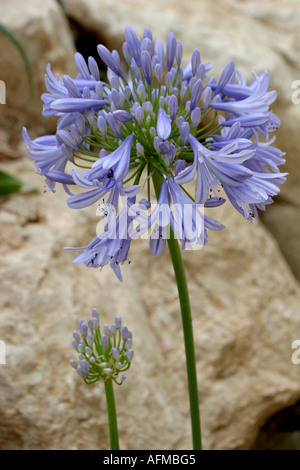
left=156, top=108, right=171, bottom=141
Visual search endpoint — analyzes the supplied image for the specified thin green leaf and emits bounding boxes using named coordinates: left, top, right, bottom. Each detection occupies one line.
left=0, top=170, right=37, bottom=196
left=0, top=23, right=34, bottom=104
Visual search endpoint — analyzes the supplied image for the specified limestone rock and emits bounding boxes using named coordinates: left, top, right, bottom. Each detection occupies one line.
left=260, top=198, right=300, bottom=281
left=0, top=0, right=77, bottom=139
left=1, top=156, right=300, bottom=450
left=1, top=0, right=300, bottom=450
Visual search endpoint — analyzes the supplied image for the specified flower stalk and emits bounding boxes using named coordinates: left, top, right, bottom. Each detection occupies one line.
left=105, top=378, right=120, bottom=450
left=152, top=171, right=202, bottom=450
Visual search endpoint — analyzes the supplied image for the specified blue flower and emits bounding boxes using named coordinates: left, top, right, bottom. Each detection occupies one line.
left=24, top=25, right=287, bottom=279
left=168, top=177, right=224, bottom=249
left=128, top=180, right=171, bottom=256
left=66, top=196, right=136, bottom=281
left=89, top=134, right=133, bottom=185
left=22, top=128, right=73, bottom=192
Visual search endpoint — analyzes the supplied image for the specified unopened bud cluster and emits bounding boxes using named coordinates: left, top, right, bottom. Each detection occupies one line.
left=70, top=308, right=134, bottom=385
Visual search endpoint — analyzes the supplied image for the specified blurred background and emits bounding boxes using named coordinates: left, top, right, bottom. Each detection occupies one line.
left=0, top=0, right=300, bottom=450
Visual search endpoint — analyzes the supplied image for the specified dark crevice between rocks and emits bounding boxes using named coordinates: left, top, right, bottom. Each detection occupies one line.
left=60, top=12, right=109, bottom=79
left=67, top=18, right=108, bottom=76
left=251, top=401, right=300, bottom=450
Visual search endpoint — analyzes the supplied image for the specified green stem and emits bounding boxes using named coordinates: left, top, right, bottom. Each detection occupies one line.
left=167, top=232, right=202, bottom=450
left=0, top=23, right=34, bottom=104
left=152, top=171, right=202, bottom=451
left=104, top=378, right=119, bottom=450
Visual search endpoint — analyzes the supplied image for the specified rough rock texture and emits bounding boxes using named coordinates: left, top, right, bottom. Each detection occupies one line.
left=1, top=0, right=300, bottom=451
left=1, top=157, right=300, bottom=450
left=260, top=198, right=300, bottom=283
left=60, top=0, right=300, bottom=278
left=0, top=0, right=77, bottom=140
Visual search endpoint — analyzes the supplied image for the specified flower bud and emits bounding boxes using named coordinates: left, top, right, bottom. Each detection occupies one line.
left=191, top=49, right=201, bottom=76
left=168, top=95, right=178, bottom=120
left=111, top=348, right=120, bottom=361
left=166, top=32, right=176, bottom=71
left=135, top=106, right=144, bottom=126
left=191, top=107, right=201, bottom=128
left=176, top=40, right=183, bottom=66
left=126, top=349, right=134, bottom=361
left=121, top=326, right=129, bottom=340
left=101, top=335, right=109, bottom=350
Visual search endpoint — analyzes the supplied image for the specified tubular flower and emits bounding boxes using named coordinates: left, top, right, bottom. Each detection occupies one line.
left=24, top=25, right=287, bottom=280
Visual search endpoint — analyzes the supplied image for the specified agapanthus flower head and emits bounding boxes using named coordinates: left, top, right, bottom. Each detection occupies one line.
left=24, top=25, right=287, bottom=280
left=71, top=308, right=134, bottom=385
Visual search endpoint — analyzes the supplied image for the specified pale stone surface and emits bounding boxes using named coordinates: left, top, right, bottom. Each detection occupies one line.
left=0, top=0, right=77, bottom=139
left=1, top=156, right=300, bottom=450
left=260, top=197, right=300, bottom=281
left=1, top=0, right=300, bottom=451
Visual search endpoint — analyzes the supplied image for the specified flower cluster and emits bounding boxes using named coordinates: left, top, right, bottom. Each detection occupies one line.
left=70, top=308, right=134, bottom=385
left=24, top=25, right=287, bottom=280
